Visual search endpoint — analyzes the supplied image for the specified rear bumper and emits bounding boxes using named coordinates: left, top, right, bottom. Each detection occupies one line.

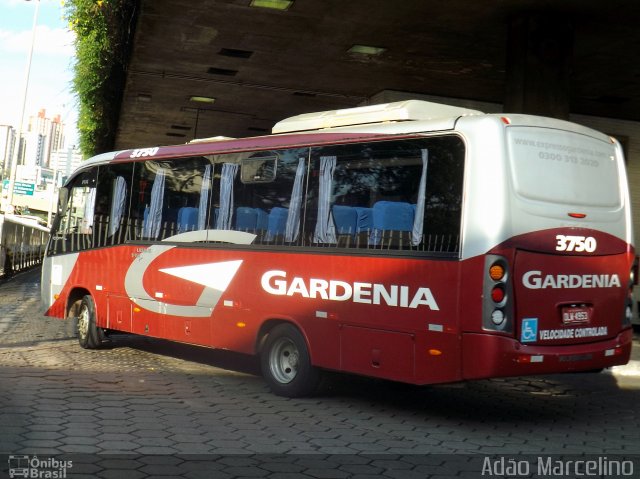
left=462, top=328, right=633, bottom=380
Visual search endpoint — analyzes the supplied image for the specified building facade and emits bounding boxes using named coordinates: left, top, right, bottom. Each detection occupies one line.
left=27, top=109, right=65, bottom=168
left=0, top=125, right=16, bottom=178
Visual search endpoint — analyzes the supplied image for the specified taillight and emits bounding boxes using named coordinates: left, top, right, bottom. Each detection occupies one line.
left=491, top=286, right=505, bottom=303
left=489, top=264, right=505, bottom=281
left=491, top=309, right=506, bottom=325
left=623, top=261, right=636, bottom=327
left=483, top=255, right=513, bottom=333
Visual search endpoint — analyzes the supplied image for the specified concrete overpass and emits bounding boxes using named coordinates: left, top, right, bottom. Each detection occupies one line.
left=112, top=0, right=640, bottom=150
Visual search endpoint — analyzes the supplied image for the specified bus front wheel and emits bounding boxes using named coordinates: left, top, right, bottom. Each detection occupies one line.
left=76, top=295, right=102, bottom=349
left=260, top=323, right=319, bottom=397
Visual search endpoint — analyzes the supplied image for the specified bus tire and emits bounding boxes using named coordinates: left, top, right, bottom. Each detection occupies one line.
left=77, top=295, right=102, bottom=349
left=260, top=323, right=319, bottom=398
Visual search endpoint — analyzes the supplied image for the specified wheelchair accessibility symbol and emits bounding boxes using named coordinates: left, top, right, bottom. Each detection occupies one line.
left=521, top=318, right=538, bottom=343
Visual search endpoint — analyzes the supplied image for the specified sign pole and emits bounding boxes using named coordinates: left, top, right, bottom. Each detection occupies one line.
left=5, top=0, right=41, bottom=212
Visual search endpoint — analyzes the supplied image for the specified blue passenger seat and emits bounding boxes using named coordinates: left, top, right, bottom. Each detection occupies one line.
left=372, top=201, right=414, bottom=248
left=236, top=207, right=258, bottom=231
left=265, top=207, right=288, bottom=241
left=255, top=208, right=269, bottom=231
left=177, top=207, right=199, bottom=232
left=373, top=201, right=414, bottom=231
left=354, top=207, right=373, bottom=234
left=332, top=205, right=358, bottom=236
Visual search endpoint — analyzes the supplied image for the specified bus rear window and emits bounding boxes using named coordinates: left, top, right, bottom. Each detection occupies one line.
left=507, top=127, right=621, bottom=208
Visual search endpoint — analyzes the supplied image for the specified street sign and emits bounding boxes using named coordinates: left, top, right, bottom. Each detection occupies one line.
left=13, top=181, right=35, bottom=196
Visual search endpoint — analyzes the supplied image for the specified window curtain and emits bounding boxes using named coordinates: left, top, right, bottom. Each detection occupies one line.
left=81, top=187, right=96, bottom=233
left=198, top=164, right=211, bottom=230
left=143, top=168, right=165, bottom=238
left=285, top=158, right=306, bottom=242
left=109, top=176, right=127, bottom=237
left=411, top=149, right=429, bottom=246
left=216, top=163, right=239, bottom=230
left=313, top=156, right=337, bottom=243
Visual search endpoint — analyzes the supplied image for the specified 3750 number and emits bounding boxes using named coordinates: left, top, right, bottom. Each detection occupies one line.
left=555, top=235, right=597, bottom=253
left=130, top=147, right=159, bottom=158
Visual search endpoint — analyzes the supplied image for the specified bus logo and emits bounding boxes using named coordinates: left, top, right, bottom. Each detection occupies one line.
left=260, top=270, right=440, bottom=310
left=521, top=318, right=538, bottom=343
left=8, top=455, right=73, bottom=478
left=124, top=243, right=244, bottom=317
left=8, top=455, right=29, bottom=478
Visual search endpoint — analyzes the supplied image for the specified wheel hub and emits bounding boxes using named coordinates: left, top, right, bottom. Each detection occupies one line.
left=269, top=337, right=299, bottom=384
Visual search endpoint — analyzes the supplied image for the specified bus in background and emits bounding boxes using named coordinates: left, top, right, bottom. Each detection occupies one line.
left=1, top=214, right=49, bottom=277
left=41, top=100, right=634, bottom=397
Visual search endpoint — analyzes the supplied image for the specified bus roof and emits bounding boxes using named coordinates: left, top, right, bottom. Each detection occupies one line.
left=81, top=100, right=479, bottom=168
left=77, top=100, right=612, bottom=171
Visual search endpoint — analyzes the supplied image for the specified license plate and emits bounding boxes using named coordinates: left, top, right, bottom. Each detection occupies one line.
left=561, top=305, right=591, bottom=325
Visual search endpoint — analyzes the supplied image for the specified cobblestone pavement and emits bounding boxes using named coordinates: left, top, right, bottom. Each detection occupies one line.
left=1, top=268, right=640, bottom=478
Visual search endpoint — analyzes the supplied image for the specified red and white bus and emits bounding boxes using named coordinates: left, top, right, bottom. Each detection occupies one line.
left=41, top=100, right=635, bottom=397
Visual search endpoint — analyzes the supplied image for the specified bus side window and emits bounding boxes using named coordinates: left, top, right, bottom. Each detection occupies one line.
left=308, top=141, right=423, bottom=249
left=50, top=168, right=98, bottom=254
left=169, top=158, right=213, bottom=237
left=95, top=163, right=134, bottom=247
left=131, top=161, right=170, bottom=240
left=230, top=148, right=309, bottom=245
left=129, top=157, right=213, bottom=241
left=308, top=136, right=464, bottom=254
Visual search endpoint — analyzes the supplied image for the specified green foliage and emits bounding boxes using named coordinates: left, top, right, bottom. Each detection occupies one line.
left=64, top=0, right=138, bottom=158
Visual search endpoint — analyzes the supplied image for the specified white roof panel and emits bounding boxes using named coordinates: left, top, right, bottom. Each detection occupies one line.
left=272, top=99, right=483, bottom=133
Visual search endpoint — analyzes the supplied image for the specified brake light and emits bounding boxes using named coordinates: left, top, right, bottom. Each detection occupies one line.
left=516, top=354, right=544, bottom=364
left=605, top=347, right=623, bottom=357
left=623, top=261, right=636, bottom=327
left=491, top=286, right=505, bottom=303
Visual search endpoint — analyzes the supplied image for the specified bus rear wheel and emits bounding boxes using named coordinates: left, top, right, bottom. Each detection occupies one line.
left=76, top=295, right=102, bottom=349
left=260, top=323, right=319, bottom=397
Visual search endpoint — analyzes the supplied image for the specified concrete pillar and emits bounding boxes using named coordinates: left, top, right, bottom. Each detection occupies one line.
left=504, top=13, right=573, bottom=119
